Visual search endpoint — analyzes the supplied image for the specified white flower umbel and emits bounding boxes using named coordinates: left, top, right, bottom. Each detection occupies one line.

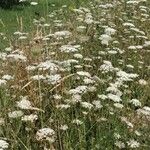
left=92, top=100, right=103, bottom=109
left=22, top=114, right=38, bottom=123
left=30, top=2, right=38, bottom=6
left=26, top=65, right=37, bottom=71
left=116, top=70, right=139, bottom=82
left=73, top=53, right=83, bottom=59
left=19, top=0, right=27, bottom=2
left=0, top=52, right=7, bottom=60
left=8, top=110, right=24, bottom=118
left=106, top=85, right=122, bottom=96
left=31, top=75, right=46, bottom=81
left=105, top=27, right=116, bottom=35
left=137, top=106, right=150, bottom=116
left=59, top=45, right=80, bottom=53
left=77, top=71, right=91, bottom=77
left=99, top=34, right=112, bottom=45
left=54, top=31, right=72, bottom=39
left=56, top=104, right=70, bottom=110
left=127, top=139, right=140, bottom=148
left=72, top=119, right=83, bottom=125
left=83, top=77, right=95, bottom=85
left=0, top=118, right=5, bottom=126
left=7, top=52, right=27, bottom=62
left=121, top=117, right=134, bottom=128
left=71, top=94, right=82, bottom=103
left=0, top=139, right=9, bottom=149
left=114, top=103, right=124, bottom=109
left=17, top=96, right=43, bottom=112
left=99, top=60, right=118, bottom=73
left=123, top=22, right=135, bottom=27
left=107, top=93, right=122, bottom=102
left=0, top=79, right=7, bottom=86
left=18, top=36, right=27, bottom=40
left=81, top=102, right=93, bottom=109
left=76, top=26, right=86, bottom=33
left=36, top=128, right=55, bottom=142
left=5, top=47, right=12, bottom=52
left=69, top=85, right=88, bottom=94
left=2, top=75, right=13, bottom=80
left=98, top=94, right=108, bottom=100
left=85, top=13, right=93, bottom=24
left=139, top=79, right=147, bottom=85
left=17, top=97, right=32, bottom=109
left=38, top=61, right=59, bottom=73
left=60, top=125, right=68, bottom=131
left=143, top=41, right=150, bottom=47
left=46, top=74, right=61, bottom=85
left=130, top=99, right=141, bottom=107
left=115, top=141, right=125, bottom=149
left=128, top=45, right=143, bottom=50
left=99, top=3, right=114, bottom=9
left=53, top=94, right=62, bottom=100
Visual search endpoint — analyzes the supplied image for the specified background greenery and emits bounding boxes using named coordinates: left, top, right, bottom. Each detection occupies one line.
left=0, top=0, right=87, bottom=49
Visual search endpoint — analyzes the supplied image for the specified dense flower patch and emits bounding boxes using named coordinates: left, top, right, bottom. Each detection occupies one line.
left=0, top=0, right=150, bottom=149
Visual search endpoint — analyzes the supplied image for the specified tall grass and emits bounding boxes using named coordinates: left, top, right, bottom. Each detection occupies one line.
left=0, top=0, right=150, bottom=149
left=0, top=0, right=88, bottom=49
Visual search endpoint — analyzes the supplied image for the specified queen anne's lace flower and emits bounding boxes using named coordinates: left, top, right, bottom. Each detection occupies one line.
left=77, top=71, right=91, bottom=77
left=36, top=128, right=55, bottom=142
left=22, top=114, right=38, bottom=123
left=137, top=106, right=150, bottom=117
left=38, top=61, right=59, bottom=72
left=100, top=61, right=118, bottom=73
left=130, top=99, right=141, bottom=107
left=17, top=97, right=33, bottom=109
left=30, top=2, right=38, bottom=6
left=60, top=45, right=80, bottom=53
left=114, top=103, right=124, bottom=109
left=0, top=118, right=5, bottom=126
left=117, top=70, right=139, bottom=82
left=60, top=125, right=68, bottom=131
left=115, top=141, right=125, bottom=149
left=92, top=100, right=103, bottom=109
left=0, top=139, right=9, bottom=149
left=105, top=27, right=116, bottom=35
left=107, top=93, right=122, bottom=102
left=0, top=79, right=7, bottom=86
left=7, top=53, right=27, bottom=62
left=8, top=111, right=24, bottom=118
left=81, top=102, right=93, bottom=109
left=127, top=139, right=140, bottom=148
left=139, top=79, right=147, bottom=85
left=17, top=96, right=43, bottom=111
left=99, top=34, right=112, bottom=45
left=54, top=31, right=72, bottom=39
left=72, top=119, right=83, bottom=125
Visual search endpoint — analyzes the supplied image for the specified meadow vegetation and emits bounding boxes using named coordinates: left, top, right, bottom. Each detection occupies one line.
left=0, top=0, right=150, bottom=149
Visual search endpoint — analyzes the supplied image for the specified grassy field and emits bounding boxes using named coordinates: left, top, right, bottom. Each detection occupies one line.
left=0, top=0, right=150, bottom=149
left=0, top=0, right=86, bottom=49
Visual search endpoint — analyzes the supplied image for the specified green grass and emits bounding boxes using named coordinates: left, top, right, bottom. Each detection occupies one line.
left=0, top=0, right=87, bottom=49
left=0, top=0, right=86, bottom=33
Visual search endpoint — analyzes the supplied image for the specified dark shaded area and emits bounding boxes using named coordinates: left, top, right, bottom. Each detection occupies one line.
left=0, top=0, right=19, bottom=9
left=0, top=0, right=29, bottom=9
